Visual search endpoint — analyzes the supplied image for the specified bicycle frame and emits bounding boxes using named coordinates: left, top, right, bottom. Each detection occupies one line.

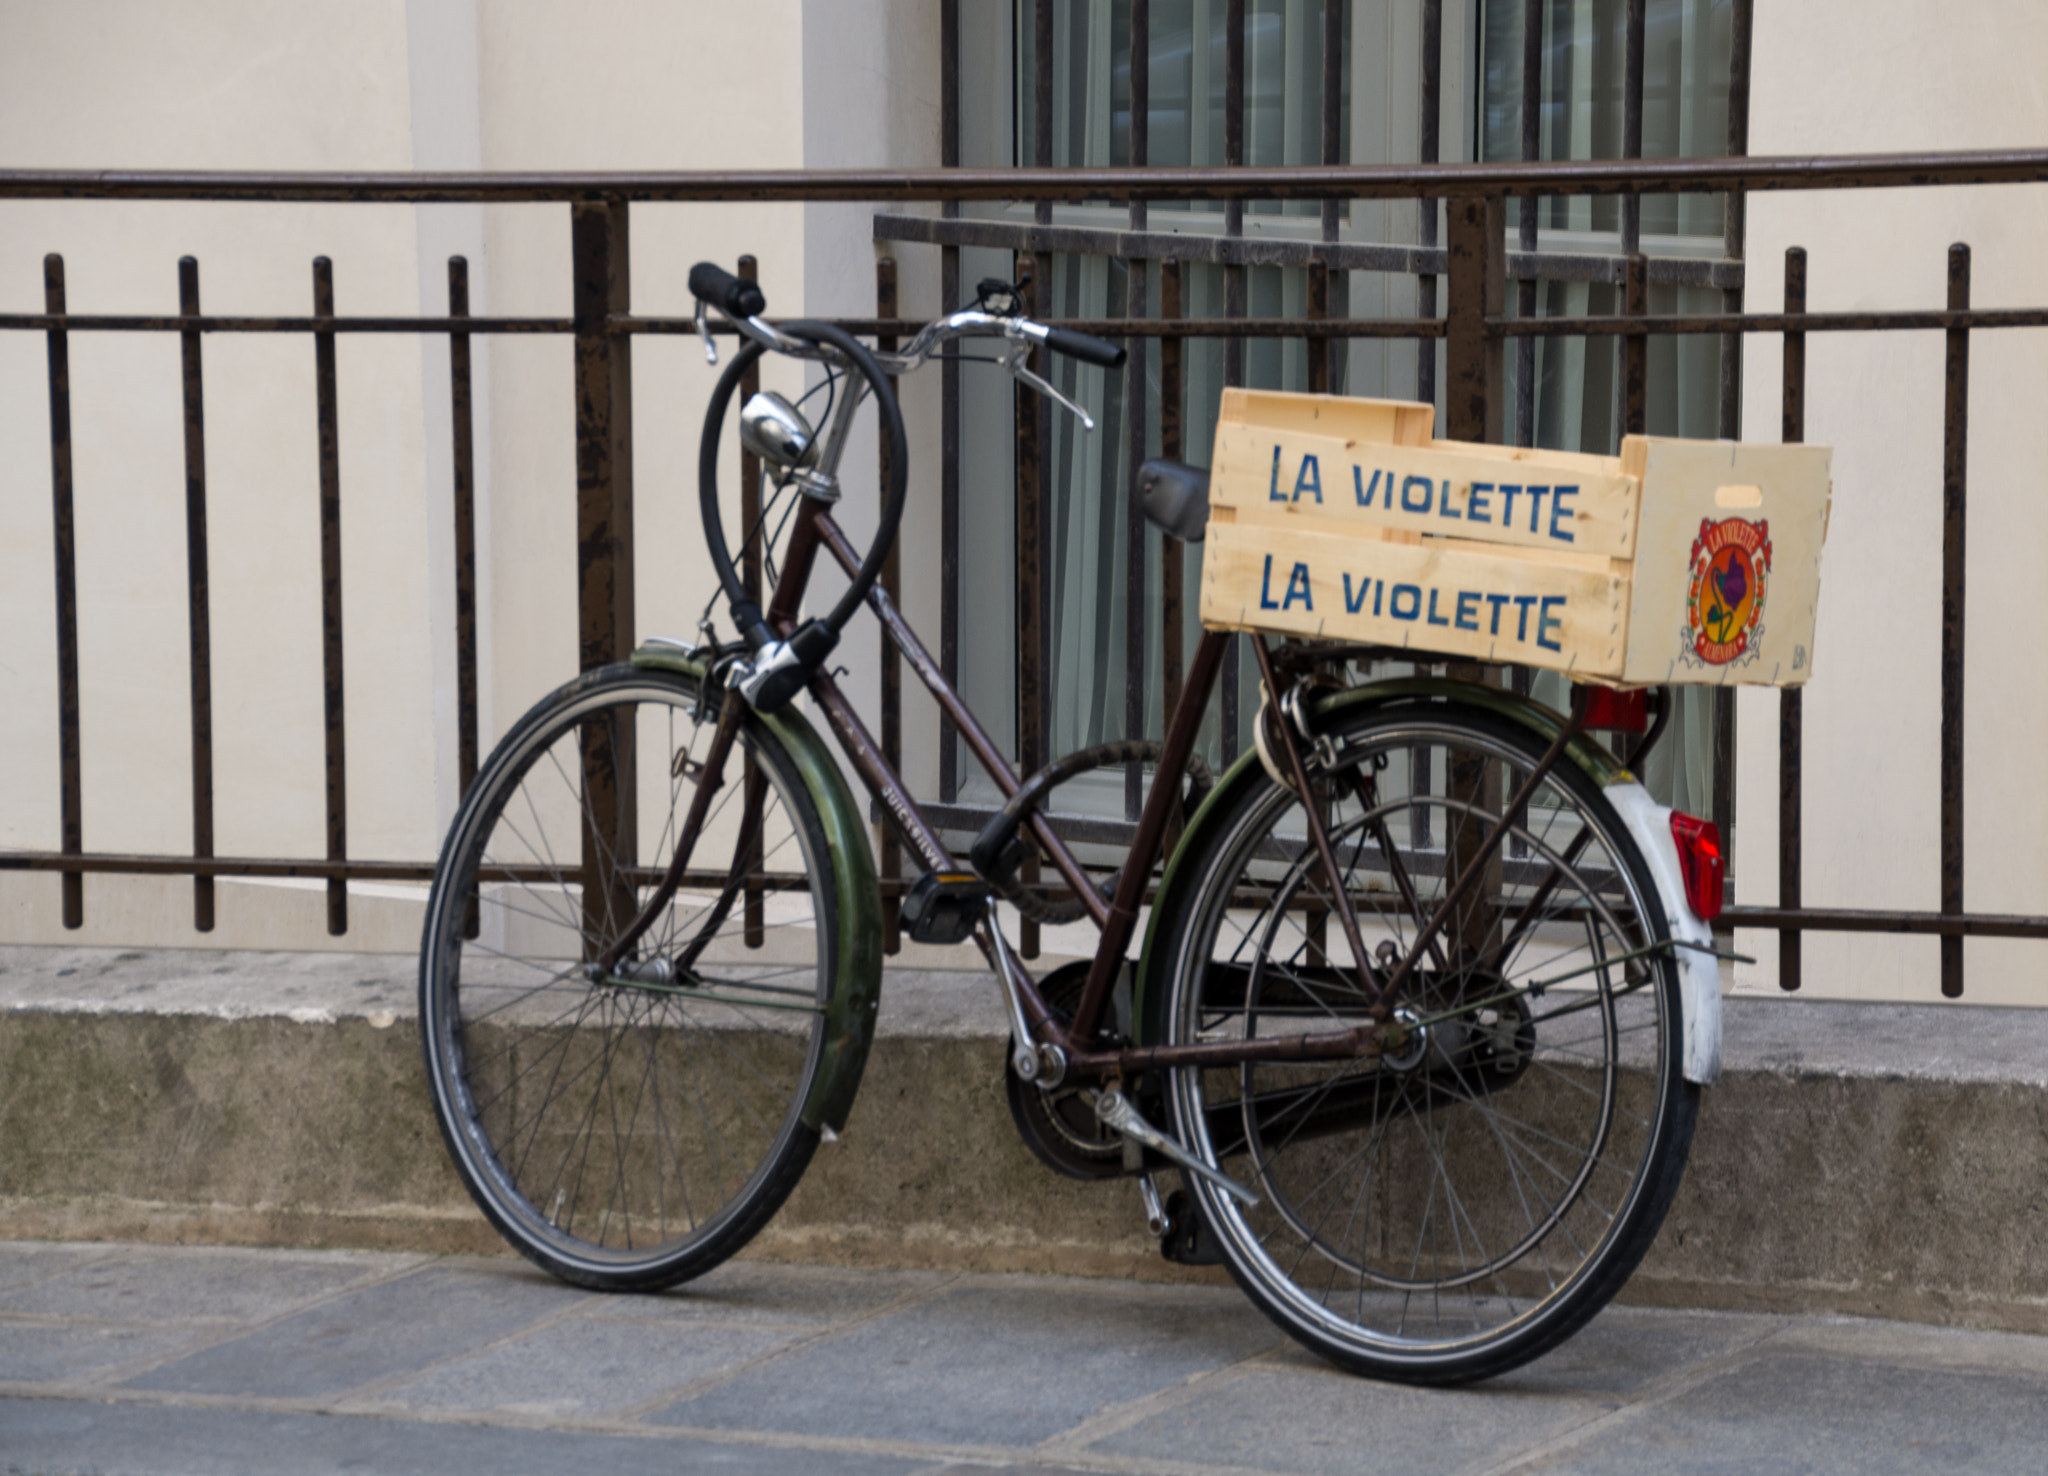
left=630, top=487, right=1594, bottom=1084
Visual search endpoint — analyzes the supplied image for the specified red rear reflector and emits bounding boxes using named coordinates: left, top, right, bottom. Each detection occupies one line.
left=1582, top=686, right=1649, bottom=733
left=1669, top=812, right=1724, bottom=921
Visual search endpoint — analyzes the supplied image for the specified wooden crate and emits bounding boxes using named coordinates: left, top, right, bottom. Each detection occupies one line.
left=1199, top=388, right=1833, bottom=688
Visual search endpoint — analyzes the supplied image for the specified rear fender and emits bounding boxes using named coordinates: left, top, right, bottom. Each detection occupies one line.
left=1133, top=677, right=1718, bottom=1085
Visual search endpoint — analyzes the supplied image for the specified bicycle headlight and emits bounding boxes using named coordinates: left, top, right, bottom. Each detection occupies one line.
left=739, top=391, right=818, bottom=471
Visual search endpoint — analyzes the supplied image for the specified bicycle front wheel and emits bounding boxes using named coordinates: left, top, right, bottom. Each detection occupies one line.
left=420, top=664, right=840, bottom=1290
left=1158, top=705, right=1696, bottom=1384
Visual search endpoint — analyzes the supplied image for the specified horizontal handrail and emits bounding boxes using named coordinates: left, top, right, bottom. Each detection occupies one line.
left=3, top=148, right=2048, bottom=203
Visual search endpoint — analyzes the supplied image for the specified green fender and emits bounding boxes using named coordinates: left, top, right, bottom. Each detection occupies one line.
left=630, top=645, right=882, bottom=1133
left=1131, top=675, right=1630, bottom=1048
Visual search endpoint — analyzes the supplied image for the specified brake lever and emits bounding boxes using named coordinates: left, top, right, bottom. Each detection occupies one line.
left=695, top=299, right=718, bottom=366
left=1003, top=344, right=1096, bottom=432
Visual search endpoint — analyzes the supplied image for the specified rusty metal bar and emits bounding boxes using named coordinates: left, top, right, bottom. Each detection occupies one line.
left=1124, top=257, right=1149, bottom=817
left=1779, top=246, right=1806, bottom=991
left=940, top=0, right=960, bottom=216
left=878, top=256, right=903, bottom=954
left=1320, top=0, right=1341, bottom=242
left=940, top=239, right=961, bottom=802
left=1942, top=244, right=1970, bottom=997
left=570, top=200, right=637, bottom=951
left=1130, top=0, right=1149, bottom=230
left=43, top=255, right=82, bottom=929
left=1621, top=0, right=1645, bottom=254
left=1224, top=0, right=1245, bottom=242
left=1488, top=307, right=2048, bottom=336
left=1416, top=0, right=1444, bottom=407
left=1160, top=260, right=1185, bottom=732
left=1516, top=0, right=1542, bottom=448
left=178, top=258, right=216, bottom=932
left=1444, top=195, right=1505, bottom=445
left=1016, top=253, right=1044, bottom=958
left=448, top=258, right=479, bottom=807
left=1623, top=252, right=1648, bottom=438
left=312, top=258, right=347, bottom=935
left=870, top=215, right=1745, bottom=286
left=36, top=301, right=2048, bottom=341
left=12, top=150, right=2048, bottom=204
left=739, top=254, right=765, bottom=949
left=1306, top=262, right=1330, bottom=393
left=1033, top=0, right=1052, bottom=229
left=1217, top=0, right=1246, bottom=762
left=1124, top=0, right=1151, bottom=818
left=1719, top=907, right=2048, bottom=939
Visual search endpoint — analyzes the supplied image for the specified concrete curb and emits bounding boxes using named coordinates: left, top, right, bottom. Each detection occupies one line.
left=5, top=945, right=2048, bottom=1331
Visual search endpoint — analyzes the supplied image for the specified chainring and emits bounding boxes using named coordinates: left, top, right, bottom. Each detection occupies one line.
left=1003, top=961, right=1126, bottom=1180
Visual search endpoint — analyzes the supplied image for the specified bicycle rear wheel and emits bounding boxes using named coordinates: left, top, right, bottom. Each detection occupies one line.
left=419, top=664, right=839, bottom=1290
left=1157, top=705, right=1696, bottom=1383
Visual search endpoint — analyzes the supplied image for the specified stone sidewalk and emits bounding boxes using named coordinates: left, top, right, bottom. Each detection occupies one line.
left=5, top=1240, right=2048, bottom=1475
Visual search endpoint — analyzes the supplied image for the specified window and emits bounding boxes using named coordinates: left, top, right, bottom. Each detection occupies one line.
left=941, top=0, right=1741, bottom=821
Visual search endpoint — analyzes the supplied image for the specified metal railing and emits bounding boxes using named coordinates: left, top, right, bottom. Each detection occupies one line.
left=5, top=146, right=2048, bottom=994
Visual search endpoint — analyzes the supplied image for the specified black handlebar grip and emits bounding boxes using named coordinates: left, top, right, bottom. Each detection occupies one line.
left=688, top=261, right=767, bottom=319
left=1042, top=326, right=1127, bottom=369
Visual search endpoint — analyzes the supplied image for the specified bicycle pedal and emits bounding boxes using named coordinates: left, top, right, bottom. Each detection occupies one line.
left=1159, top=1189, right=1226, bottom=1267
left=900, top=871, right=988, bottom=946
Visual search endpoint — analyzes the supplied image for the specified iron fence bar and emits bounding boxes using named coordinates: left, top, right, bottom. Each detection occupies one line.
left=1320, top=0, right=1341, bottom=244
left=1416, top=0, right=1444, bottom=407
left=1516, top=0, right=1541, bottom=449
left=312, top=257, right=347, bottom=935
left=1124, top=0, right=1151, bottom=822
left=939, top=0, right=961, bottom=802
left=940, top=244, right=961, bottom=802
left=1621, top=0, right=1645, bottom=255
left=740, top=253, right=766, bottom=950
left=10, top=150, right=2048, bottom=202
left=1124, top=249, right=1148, bottom=820
left=32, top=300, right=2048, bottom=341
left=448, top=258, right=479, bottom=807
left=1622, top=253, right=1648, bottom=439
left=43, top=254, right=82, bottom=929
left=1722, top=908, right=2048, bottom=940
left=1780, top=246, right=1806, bottom=991
left=178, top=257, right=216, bottom=932
left=1445, top=195, right=1504, bottom=444
left=1218, top=0, right=1248, bottom=767
left=1015, top=252, right=1044, bottom=960
left=878, top=256, right=903, bottom=954
left=1942, top=244, right=1971, bottom=997
left=1160, top=260, right=1185, bottom=734
left=0, top=314, right=574, bottom=333
left=1715, top=0, right=1753, bottom=867
left=871, top=216, right=1746, bottom=288
left=1489, top=307, right=2048, bottom=335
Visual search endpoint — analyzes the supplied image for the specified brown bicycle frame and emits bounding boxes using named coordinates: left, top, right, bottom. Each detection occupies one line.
left=635, top=494, right=1585, bottom=1079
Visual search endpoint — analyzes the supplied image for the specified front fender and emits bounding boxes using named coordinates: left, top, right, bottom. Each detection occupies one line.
left=1133, top=676, right=1717, bottom=1085
left=630, top=645, right=882, bottom=1131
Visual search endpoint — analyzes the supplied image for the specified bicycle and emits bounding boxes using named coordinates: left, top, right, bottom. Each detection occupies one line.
left=418, top=262, right=1727, bottom=1385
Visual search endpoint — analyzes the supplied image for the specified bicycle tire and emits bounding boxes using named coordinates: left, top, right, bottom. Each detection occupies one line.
left=1155, top=704, right=1696, bottom=1384
left=419, top=663, right=839, bottom=1290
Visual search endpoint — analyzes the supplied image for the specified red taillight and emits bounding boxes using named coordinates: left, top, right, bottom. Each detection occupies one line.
left=1669, top=812, right=1724, bottom=921
left=1582, top=686, right=1650, bottom=733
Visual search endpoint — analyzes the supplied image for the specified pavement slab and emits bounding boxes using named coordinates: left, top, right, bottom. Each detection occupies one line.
left=8, top=1241, right=2048, bottom=1475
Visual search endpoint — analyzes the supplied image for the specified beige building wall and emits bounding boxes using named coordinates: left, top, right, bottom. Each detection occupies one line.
left=0, top=0, right=816, bottom=949
left=1731, top=3, right=2048, bottom=1003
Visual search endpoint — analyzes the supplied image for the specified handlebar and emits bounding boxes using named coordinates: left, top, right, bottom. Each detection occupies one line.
left=687, top=262, right=1124, bottom=711
left=686, top=262, right=766, bottom=320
